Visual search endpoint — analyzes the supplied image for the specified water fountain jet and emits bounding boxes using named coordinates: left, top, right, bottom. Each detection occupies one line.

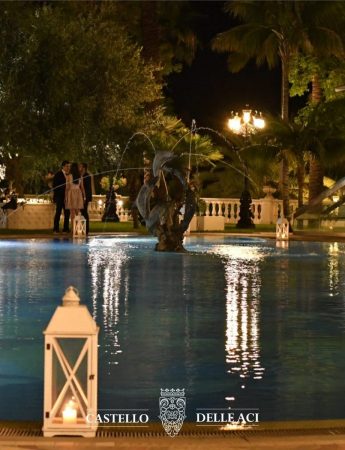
left=135, top=151, right=196, bottom=252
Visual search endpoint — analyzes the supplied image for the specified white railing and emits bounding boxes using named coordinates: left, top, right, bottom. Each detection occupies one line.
left=201, top=197, right=298, bottom=224
left=1, top=194, right=299, bottom=229
left=89, top=194, right=298, bottom=224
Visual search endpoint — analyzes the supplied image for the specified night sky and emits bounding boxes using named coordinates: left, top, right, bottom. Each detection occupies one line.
left=166, top=1, right=303, bottom=131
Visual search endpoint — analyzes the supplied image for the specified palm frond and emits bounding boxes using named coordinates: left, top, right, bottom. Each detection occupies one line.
left=306, top=27, right=344, bottom=57
left=212, top=24, right=267, bottom=53
left=299, top=1, right=345, bottom=28
left=213, top=24, right=279, bottom=70
left=258, top=32, right=280, bottom=69
left=225, top=1, right=266, bottom=23
left=227, top=52, right=251, bottom=73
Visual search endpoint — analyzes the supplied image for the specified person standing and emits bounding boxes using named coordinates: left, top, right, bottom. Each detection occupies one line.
left=65, top=163, right=85, bottom=230
left=53, top=160, right=70, bottom=233
left=79, top=163, right=92, bottom=235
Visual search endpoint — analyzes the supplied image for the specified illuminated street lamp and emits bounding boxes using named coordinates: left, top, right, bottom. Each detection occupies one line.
left=227, top=107, right=265, bottom=228
left=228, top=108, right=265, bottom=137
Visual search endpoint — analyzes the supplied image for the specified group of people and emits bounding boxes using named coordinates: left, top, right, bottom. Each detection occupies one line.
left=53, top=161, right=92, bottom=234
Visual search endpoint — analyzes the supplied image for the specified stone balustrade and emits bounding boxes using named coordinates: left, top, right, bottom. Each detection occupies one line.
left=201, top=197, right=298, bottom=224
left=1, top=193, right=299, bottom=229
left=89, top=194, right=298, bottom=225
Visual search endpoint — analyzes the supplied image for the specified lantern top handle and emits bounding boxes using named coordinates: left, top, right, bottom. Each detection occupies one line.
left=62, top=286, right=80, bottom=307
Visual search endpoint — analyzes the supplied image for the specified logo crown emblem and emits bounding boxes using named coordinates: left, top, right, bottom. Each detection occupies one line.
left=159, top=387, right=186, bottom=438
left=160, top=388, right=185, bottom=397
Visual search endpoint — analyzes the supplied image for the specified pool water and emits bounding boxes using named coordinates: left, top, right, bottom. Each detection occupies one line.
left=0, top=235, right=345, bottom=422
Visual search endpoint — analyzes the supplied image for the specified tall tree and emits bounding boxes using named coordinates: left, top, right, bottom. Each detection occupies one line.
left=212, top=1, right=301, bottom=121
left=0, top=2, right=161, bottom=192
left=303, top=98, right=345, bottom=200
left=258, top=102, right=345, bottom=216
left=116, top=1, right=198, bottom=77
left=299, top=2, right=344, bottom=206
left=212, top=0, right=345, bottom=219
left=108, top=1, right=198, bottom=228
left=288, top=1, right=345, bottom=203
left=212, top=1, right=300, bottom=220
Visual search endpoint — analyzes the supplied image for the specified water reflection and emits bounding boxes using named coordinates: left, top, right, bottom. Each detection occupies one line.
left=328, top=242, right=340, bottom=296
left=211, top=244, right=265, bottom=392
left=181, top=253, right=194, bottom=391
left=0, top=265, right=19, bottom=337
left=0, top=242, right=44, bottom=337
left=88, top=239, right=129, bottom=371
left=276, top=240, right=289, bottom=250
left=2, top=237, right=345, bottom=421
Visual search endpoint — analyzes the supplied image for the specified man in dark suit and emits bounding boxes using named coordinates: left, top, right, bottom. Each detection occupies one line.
left=79, top=163, right=92, bottom=234
left=53, top=160, right=70, bottom=233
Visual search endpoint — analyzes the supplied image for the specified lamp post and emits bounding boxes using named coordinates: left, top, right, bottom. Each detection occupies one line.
left=227, top=108, right=265, bottom=228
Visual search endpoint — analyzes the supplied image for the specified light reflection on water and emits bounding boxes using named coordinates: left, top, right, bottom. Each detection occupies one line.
left=209, top=245, right=265, bottom=399
left=214, top=246, right=265, bottom=389
left=329, top=242, right=340, bottom=297
left=88, top=239, right=129, bottom=372
left=0, top=237, right=345, bottom=421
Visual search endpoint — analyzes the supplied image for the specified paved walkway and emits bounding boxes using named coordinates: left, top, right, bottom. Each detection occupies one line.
left=1, top=434, right=345, bottom=450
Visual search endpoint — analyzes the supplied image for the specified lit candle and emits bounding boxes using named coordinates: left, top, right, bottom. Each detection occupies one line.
left=62, top=399, right=77, bottom=424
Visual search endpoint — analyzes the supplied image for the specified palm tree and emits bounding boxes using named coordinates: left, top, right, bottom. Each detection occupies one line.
left=255, top=119, right=305, bottom=207
left=289, top=53, right=345, bottom=205
left=213, top=2, right=301, bottom=121
left=257, top=103, right=345, bottom=224
left=212, top=1, right=300, bottom=220
left=304, top=99, right=345, bottom=212
left=297, top=2, right=345, bottom=203
left=212, top=1, right=345, bottom=219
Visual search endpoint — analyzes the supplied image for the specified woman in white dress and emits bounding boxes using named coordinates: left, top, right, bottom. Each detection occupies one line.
left=65, top=162, right=85, bottom=230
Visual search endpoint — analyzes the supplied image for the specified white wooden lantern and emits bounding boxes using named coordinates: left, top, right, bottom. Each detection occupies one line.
left=43, top=287, right=99, bottom=437
left=73, top=213, right=86, bottom=238
left=276, top=218, right=289, bottom=241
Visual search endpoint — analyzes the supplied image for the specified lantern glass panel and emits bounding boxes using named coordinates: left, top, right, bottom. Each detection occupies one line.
left=75, top=352, right=88, bottom=396
left=52, top=338, right=88, bottom=418
left=56, top=387, right=78, bottom=420
left=57, top=338, right=87, bottom=367
left=52, top=348, right=67, bottom=407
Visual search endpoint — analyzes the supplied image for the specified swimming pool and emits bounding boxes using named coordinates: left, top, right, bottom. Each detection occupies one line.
left=0, top=235, right=344, bottom=422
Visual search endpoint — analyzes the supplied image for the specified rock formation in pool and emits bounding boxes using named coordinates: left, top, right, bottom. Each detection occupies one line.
left=135, top=151, right=196, bottom=252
